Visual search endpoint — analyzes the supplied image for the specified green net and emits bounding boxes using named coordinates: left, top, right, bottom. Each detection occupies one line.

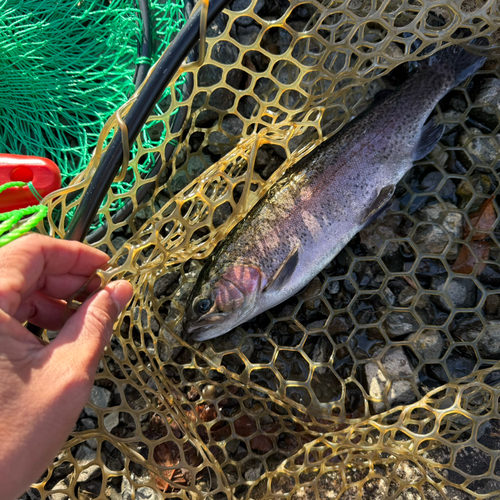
left=0, top=0, right=186, bottom=226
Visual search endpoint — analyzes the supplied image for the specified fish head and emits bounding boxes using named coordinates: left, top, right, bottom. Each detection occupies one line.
left=183, top=264, right=266, bottom=341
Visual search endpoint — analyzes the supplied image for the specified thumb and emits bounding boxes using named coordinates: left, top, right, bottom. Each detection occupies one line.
left=48, top=281, right=133, bottom=377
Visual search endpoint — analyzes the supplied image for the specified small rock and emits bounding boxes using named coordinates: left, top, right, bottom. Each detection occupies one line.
left=431, top=276, right=477, bottom=311
left=485, top=294, right=500, bottom=316
left=49, top=479, right=71, bottom=500
left=459, top=127, right=499, bottom=164
left=411, top=329, right=444, bottom=361
left=384, top=312, right=419, bottom=338
left=76, top=464, right=100, bottom=483
left=104, top=412, right=120, bottom=432
left=383, top=286, right=396, bottom=306
left=153, top=271, right=181, bottom=298
left=365, top=347, right=417, bottom=413
left=121, top=477, right=133, bottom=500
left=311, top=336, right=333, bottom=374
left=79, top=418, right=96, bottom=431
left=75, top=445, right=96, bottom=465
left=473, top=77, right=500, bottom=126
left=327, top=280, right=340, bottom=295
left=301, top=277, right=323, bottom=310
left=412, top=223, right=449, bottom=254
left=136, top=205, right=153, bottom=221
left=413, top=202, right=462, bottom=257
left=398, top=286, right=416, bottom=306
left=244, top=464, right=264, bottom=481
left=451, top=313, right=484, bottom=343
left=136, top=487, right=159, bottom=500
left=89, top=386, right=111, bottom=408
left=478, top=321, right=500, bottom=360
left=237, top=23, right=262, bottom=43
left=187, top=156, right=206, bottom=178
left=171, top=171, right=189, bottom=193
left=221, top=114, right=244, bottom=136
left=111, top=236, right=127, bottom=251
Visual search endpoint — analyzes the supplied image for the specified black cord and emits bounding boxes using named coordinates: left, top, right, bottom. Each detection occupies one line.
left=133, top=0, right=152, bottom=89
left=64, top=0, right=231, bottom=243
left=85, top=0, right=197, bottom=244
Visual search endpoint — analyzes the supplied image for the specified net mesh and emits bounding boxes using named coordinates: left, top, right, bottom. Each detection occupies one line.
left=0, top=0, right=186, bottom=224
left=29, top=0, right=500, bottom=498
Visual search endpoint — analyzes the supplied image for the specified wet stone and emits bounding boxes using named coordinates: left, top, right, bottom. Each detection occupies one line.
left=478, top=321, right=500, bottom=361
left=473, top=77, right=500, bottom=127
left=411, top=329, right=444, bottom=361
left=413, top=223, right=449, bottom=255
left=187, top=156, right=206, bottom=178
left=485, top=294, right=500, bottom=316
left=75, top=445, right=96, bottom=465
left=398, top=286, right=417, bottom=306
left=153, top=271, right=181, bottom=299
left=237, top=23, right=262, bottom=43
left=431, top=276, right=477, bottom=311
left=365, top=347, right=417, bottom=413
left=384, top=312, right=419, bottom=338
left=89, top=386, right=112, bottom=408
left=460, top=128, right=499, bottom=164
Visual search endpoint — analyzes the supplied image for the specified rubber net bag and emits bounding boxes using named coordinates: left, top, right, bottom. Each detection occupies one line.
left=28, top=0, right=500, bottom=499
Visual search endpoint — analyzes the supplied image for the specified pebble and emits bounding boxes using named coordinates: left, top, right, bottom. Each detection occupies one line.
left=478, top=321, right=500, bottom=360
left=383, top=311, right=419, bottom=338
left=79, top=418, right=96, bottom=431
left=89, top=386, right=112, bottom=408
left=187, top=156, right=206, bottom=178
left=413, top=202, right=463, bottom=256
left=301, top=277, right=323, bottom=310
left=136, top=487, right=159, bottom=500
left=398, top=285, right=416, bottom=306
left=244, top=464, right=264, bottom=481
left=485, top=294, right=500, bottom=316
left=104, top=412, right=120, bottom=432
left=365, top=347, right=417, bottom=413
left=411, top=329, right=444, bottom=361
left=327, top=280, right=340, bottom=295
left=75, top=445, right=96, bottom=465
left=473, top=77, right=500, bottom=126
left=76, top=464, right=100, bottom=483
left=431, top=276, right=477, bottom=311
left=153, top=271, right=181, bottom=298
left=459, top=127, right=499, bottom=165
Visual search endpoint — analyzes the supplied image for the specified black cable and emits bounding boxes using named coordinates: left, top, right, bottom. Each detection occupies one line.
left=85, top=1, right=197, bottom=244
left=64, top=0, right=231, bottom=243
left=133, top=0, right=152, bottom=89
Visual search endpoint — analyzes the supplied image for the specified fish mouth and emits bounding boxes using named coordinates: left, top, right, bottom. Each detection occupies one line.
left=183, top=313, right=227, bottom=340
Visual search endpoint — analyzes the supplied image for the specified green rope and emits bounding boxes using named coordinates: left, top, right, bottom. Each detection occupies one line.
left=0, top=182, right=48, bottom=247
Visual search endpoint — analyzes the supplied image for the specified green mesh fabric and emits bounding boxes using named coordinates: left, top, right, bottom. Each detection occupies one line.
left=0, top=0, right=186, bottom=225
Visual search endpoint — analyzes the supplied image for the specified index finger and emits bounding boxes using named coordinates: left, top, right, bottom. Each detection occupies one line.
left=0, top=233, right=109, bottom=316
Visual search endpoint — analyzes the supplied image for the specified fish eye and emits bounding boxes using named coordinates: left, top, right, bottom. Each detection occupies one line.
left=196, top=298, right=212, bottom=315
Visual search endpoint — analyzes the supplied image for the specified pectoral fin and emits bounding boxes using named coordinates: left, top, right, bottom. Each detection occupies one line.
left=264, top=245, right=299, bottom=293
left=361, top=184, right=395, bottom=223
left=413, top=120, right=445, bottom=161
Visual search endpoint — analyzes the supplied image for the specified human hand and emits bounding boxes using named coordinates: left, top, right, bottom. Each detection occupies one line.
left=0, top=233, right=133, bottom=500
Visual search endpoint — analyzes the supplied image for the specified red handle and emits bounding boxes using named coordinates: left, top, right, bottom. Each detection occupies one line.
left=0, top=154, right=61, bottom=213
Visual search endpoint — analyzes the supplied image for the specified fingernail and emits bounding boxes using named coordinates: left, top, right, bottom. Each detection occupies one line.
left=107, top=281, right=133, bottom=312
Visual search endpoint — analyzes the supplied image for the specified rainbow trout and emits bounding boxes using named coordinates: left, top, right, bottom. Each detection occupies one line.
left=183, top=44, right=486, bottom=341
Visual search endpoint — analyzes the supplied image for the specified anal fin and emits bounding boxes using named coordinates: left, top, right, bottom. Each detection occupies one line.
left=264, top=245, right=299, bottom=293
left=413, top=119, right=445, bottom=161
left=361, top=184, right=395, bottom=223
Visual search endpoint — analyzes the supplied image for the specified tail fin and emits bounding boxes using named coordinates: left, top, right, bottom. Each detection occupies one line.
left=426, top=39, right=488, bottom=86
